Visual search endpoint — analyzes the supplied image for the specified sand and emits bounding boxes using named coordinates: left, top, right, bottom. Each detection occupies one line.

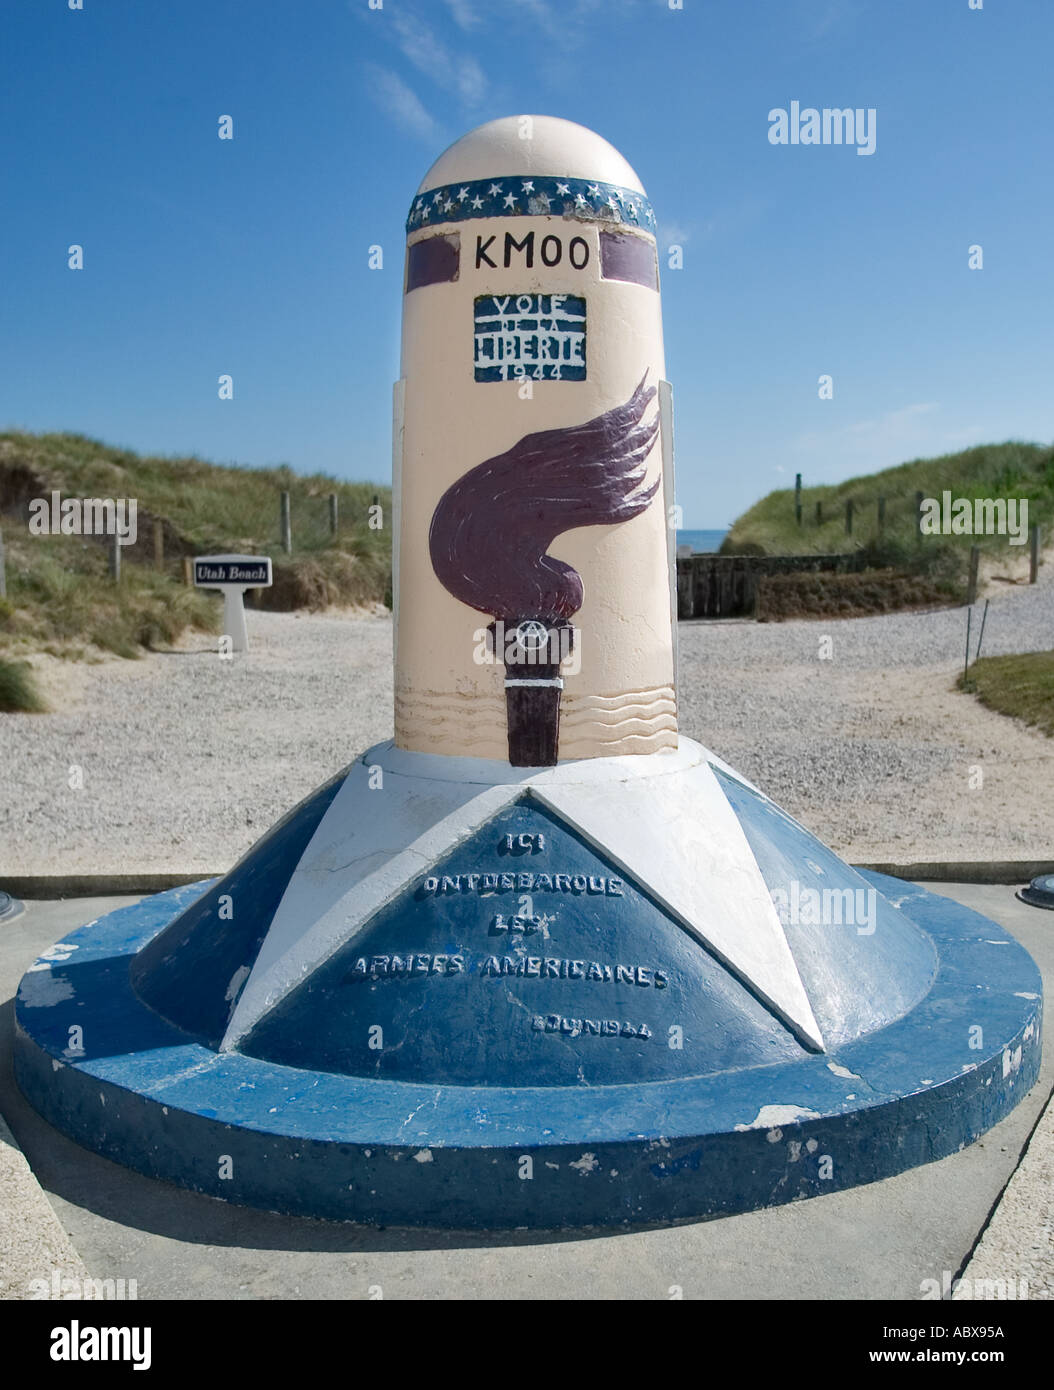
left=1, top=566, right=1052, bottom=875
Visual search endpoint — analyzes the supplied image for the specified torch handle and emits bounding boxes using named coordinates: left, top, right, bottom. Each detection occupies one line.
left=494, top=621, right=575, bottom=768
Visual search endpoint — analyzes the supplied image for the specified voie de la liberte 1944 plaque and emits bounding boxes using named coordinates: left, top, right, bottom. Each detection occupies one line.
left=473, top=293, right=586, bottom=383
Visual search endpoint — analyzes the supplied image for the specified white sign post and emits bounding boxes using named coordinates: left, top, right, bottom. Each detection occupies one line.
left=193, top=554, right=273, bottom=653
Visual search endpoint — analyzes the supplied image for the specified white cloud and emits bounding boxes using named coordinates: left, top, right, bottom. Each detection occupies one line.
left=442, top=0, right=480, bottom=30
left=515, top=0, right=564, bottom=41
left=660, top=221, right=691, bottom=247
left=787, top=402, right=996, bottom=481
left=803, top=0, right=865, bottom=40
left=367, top=66, right=442, bottom=143
left=845, top=402, right=939, bottom=438
left=425, top=0, right=648, bottom=66
left=514, top=0, right=628, bottom=45
left=391, top=11, right=487, bottom=106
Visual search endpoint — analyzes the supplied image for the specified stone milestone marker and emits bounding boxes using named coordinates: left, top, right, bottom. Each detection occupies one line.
left=14, top=117, right=1041, bottom=1229
left=193, top=553, right=273, bottom=653
left=396, top=115, right=676, bottom=766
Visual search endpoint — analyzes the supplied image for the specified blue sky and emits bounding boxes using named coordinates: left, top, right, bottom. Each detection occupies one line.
left=2, top=0, right=1051, bottom=526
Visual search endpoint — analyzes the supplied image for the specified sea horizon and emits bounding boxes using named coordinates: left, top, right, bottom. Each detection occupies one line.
left=676, top=528, right=728, bottom=554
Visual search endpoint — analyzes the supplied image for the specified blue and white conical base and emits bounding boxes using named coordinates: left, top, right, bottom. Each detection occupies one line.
left=15, top=738, right=1042, bottom=1228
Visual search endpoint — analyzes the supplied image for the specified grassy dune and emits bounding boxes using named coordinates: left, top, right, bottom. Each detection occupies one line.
left=724, top=441, right=1053, bottom=564
left=0, top=531, right=218, bottom=661
left=0, top=431, right=392, bottom=675
left=1, top=431, right=389, bottom=558
left=0, top=654, right=48, bottom=713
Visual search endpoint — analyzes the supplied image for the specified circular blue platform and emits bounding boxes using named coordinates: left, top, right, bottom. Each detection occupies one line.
left=14, top=869, right=1042, bottom=1229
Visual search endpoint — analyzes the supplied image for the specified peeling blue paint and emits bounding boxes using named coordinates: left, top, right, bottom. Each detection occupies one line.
left=14, top=871, right=1042, bottom=1229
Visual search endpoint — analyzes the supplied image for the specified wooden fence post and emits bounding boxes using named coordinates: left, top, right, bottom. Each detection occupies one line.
left=280, top=491, right=292, bottom=554
left=966, top=545, right=980, bottom=606
left=1030, top=524, right=1040, bottom=583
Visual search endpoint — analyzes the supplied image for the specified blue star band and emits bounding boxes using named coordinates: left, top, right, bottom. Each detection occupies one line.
left=407, top=175, right=656, bottom=235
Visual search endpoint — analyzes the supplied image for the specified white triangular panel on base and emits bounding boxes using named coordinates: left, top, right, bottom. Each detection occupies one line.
left=223, top=738, right=823, bottom=1052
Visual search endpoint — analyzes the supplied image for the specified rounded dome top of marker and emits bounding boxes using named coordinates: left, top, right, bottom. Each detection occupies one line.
left=416, top=115, right=647, bottom=197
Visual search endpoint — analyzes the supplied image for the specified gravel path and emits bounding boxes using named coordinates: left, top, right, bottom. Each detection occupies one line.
left=2, top=572, right=1052, bottom=875
left=677, top=566, right=1054, bottom=864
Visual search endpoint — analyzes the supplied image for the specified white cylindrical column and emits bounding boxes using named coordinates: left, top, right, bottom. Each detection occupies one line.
left=394, top=115, right=677, bottom=764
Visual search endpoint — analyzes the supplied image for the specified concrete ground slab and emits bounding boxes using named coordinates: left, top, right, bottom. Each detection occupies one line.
left=955, top=1086, right=1053, bottom=1300
left=0, top=884, right=1050, bottom=1301
left=0, top=1110, right=88, bottom=1301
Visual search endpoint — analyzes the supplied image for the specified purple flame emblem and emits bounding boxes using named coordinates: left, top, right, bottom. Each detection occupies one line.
left=427, top=375, right=661, bottom=766
left=429, top=375, right=660, bottom=624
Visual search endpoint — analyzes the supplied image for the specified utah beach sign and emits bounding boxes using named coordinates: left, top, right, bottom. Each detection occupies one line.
left=192, top=553, right=273, bottom=654
left=193, top=558, right=272, bottom=587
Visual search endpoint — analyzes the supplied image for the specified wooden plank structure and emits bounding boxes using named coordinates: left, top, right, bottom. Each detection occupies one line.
left=676, top=552, right=864, bottom=619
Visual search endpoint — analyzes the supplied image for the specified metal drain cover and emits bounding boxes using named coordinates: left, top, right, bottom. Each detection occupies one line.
left=1017, top=873, right=1054, bottom=909
left=0, top=890, right=25, bottom=923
